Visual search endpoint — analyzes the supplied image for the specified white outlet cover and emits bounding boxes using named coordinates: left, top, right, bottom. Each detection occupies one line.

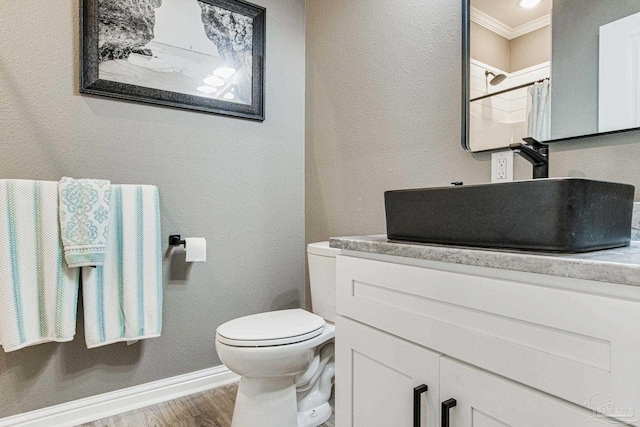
left=491, top=151, right=514, bottom=183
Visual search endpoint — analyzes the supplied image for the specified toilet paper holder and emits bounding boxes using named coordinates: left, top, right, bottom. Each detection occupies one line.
left=168, top=235, right=186, bottom=247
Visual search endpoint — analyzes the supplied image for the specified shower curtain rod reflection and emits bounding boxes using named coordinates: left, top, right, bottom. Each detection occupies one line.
left=470, top=78, right=550, bottom=102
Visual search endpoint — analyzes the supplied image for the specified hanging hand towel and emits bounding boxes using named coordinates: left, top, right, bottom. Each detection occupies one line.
left=0, top=180, right=79, bottom=352
left=59, top=177, right=111, bottom=268
left=82, top=185, right=163, bottom=348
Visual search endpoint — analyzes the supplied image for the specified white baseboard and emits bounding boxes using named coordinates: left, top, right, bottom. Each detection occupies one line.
left=0, top=365, right=239, bottom=427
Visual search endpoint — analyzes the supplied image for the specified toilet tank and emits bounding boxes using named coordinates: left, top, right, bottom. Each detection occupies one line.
left=307, top=242, right=340, bottom=323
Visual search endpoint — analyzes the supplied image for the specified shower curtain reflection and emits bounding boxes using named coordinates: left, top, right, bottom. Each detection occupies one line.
left=528, top=80, right=551, bottom=141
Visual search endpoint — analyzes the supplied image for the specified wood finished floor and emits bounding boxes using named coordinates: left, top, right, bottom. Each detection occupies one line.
left=78, top=382, right=335, bottom=427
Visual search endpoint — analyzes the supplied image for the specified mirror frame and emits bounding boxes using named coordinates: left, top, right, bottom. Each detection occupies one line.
left=461, top=0, right=640, bottom=152
left=461, top=0, right=471, bottom=151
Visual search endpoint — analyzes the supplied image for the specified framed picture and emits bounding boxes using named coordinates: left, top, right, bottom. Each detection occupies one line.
left=80, top=0, right=265, bottom=121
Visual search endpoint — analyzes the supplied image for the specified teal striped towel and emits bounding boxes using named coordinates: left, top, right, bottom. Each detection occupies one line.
left=59, top=177, right=111, bottom=268
left=82, top=185, right=163, bottom=348
left=0, top=180, right=79, bottom=352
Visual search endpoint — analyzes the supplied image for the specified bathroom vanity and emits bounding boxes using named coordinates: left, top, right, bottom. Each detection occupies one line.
left=330, top=235, right=640, bottom=426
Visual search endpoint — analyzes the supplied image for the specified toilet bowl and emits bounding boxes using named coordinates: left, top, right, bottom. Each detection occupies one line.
left=215, top=242, right=339, bottom=427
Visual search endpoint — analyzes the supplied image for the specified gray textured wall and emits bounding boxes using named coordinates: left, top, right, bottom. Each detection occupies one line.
left=551, top=0, right=640, bottom=139
left=305, top=0, right=493, bottom=246
left=0, top=0, right=305, bottom=417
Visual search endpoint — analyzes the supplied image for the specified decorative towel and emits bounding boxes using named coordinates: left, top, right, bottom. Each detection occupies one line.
left=0, top=180, right=79, bottom=352
left=82, top=185, right=163, bottom=348
left=59, top=177, right=111, bottom=268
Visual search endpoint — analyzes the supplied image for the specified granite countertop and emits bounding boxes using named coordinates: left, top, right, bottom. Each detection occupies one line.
left=331, top=202, right=640, bottom=287
left=330, top=236, right=640, bottom=287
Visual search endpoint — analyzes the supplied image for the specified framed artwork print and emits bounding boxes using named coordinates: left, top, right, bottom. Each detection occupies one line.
left=80, top=0, right=265, bottom=121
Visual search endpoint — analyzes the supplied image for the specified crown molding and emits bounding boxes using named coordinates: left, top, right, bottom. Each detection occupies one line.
left=511, top=14, right=552, bottom=38
left=471, top=7, right=512, bottom=39
left=471, top=7, right=550, bottom=40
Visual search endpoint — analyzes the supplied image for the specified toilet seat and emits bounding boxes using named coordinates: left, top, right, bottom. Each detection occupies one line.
left=216, top=309, right=326, bottom=348
left=217, top=326, right=325, bottom=347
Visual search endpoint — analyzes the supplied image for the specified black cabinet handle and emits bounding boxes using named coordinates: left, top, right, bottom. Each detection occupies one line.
left=413, top=384, right=428, bottom=427
left=441, top=398, right=457, bottom=427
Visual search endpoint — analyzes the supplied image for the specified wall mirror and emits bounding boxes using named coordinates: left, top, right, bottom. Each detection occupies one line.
left=462, top=0, right=640, bottom=152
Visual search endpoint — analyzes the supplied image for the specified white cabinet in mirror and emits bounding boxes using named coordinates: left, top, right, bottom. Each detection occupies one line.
left=599, top=11, right=640, bottom=133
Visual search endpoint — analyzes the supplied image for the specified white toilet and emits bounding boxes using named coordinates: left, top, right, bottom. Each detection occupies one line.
left=215, top=242, right=339, bottom=427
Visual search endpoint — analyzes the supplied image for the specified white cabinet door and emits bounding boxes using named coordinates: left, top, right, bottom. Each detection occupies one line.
left=439, top=357, right=631, bottom=427
left=337, top=255, right=640, bottom=419
left=335, top=316, right=441, bottom=427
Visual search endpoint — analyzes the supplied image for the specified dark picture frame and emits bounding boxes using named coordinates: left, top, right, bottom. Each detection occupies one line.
left=80, top=0, right=265, bottom=121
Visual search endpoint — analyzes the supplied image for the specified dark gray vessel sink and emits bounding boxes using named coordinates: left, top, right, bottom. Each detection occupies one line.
left=385, top=178, right=635, bottom=253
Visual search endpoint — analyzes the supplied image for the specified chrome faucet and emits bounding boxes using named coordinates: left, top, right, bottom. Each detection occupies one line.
left=509, top=137, right=549, bottom=179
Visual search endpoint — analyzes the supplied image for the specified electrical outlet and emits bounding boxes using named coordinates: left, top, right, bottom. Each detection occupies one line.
left=497, top=158, right=507, bottom=179
left=491, top=151, right=514, bottom=183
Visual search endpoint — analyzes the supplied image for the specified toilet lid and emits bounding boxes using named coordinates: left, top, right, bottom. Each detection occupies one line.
left=216, top=309, right=326, bottom=347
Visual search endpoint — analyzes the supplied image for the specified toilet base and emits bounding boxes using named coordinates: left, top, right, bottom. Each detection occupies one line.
left=297, top=402, right=332, bottom=427
left=231, top=376, right=298, bottom=427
